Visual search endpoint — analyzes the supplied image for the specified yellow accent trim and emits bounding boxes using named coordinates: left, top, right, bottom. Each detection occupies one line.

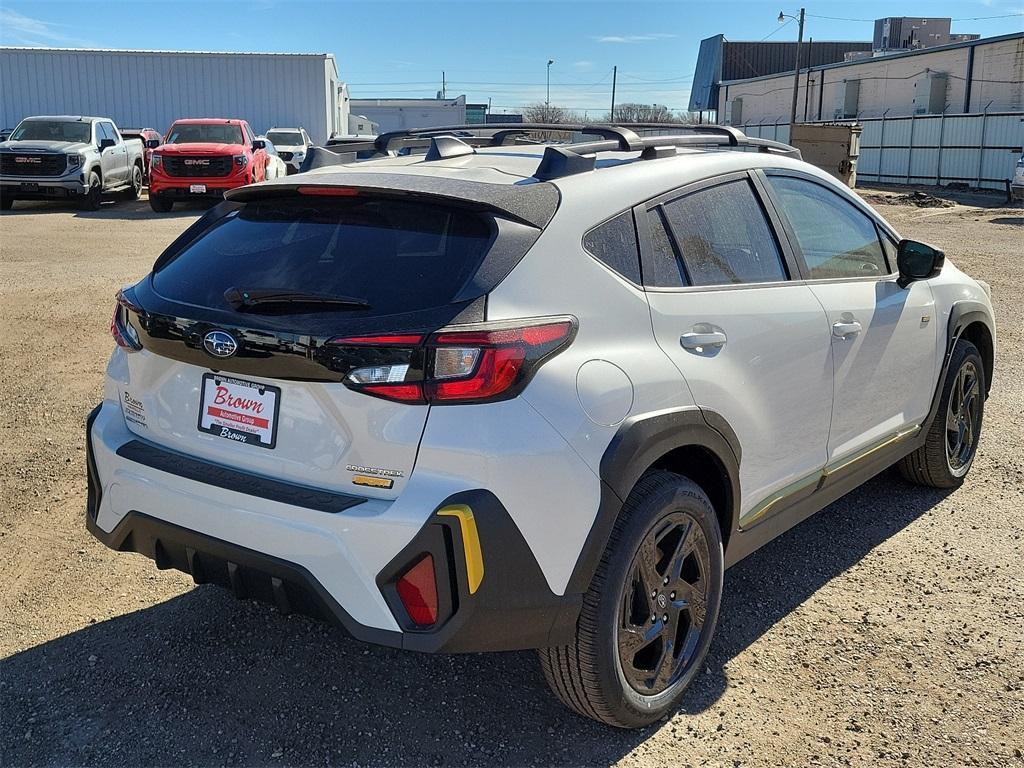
left=352, top=474, right=394, bottom=489
left=438, top=505, right=484, bottom=594
left=740, top=425, right=921, bottom=531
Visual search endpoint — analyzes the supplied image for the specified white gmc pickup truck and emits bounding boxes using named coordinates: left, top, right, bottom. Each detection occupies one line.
left=0, top=115, right=144, bottom=210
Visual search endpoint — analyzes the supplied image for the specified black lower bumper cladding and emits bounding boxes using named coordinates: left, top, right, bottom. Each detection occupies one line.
left=85, top=409, right=581, bottom=652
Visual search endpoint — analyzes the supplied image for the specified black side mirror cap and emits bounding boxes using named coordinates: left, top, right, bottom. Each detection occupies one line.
left=145, top=138, right=161, bottom=149
left=99, top=138, right=116, bottom=150
left=897, top=239, right=945, bottom=288
left=252, top=139, right=266, bottom=151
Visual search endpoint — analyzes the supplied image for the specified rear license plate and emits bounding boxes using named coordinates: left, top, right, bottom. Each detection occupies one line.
left=198, top=374, right=280, bottom=449
left=189, top=184, right=207, bottom=193
left=20, top=182, right=39, bottom=192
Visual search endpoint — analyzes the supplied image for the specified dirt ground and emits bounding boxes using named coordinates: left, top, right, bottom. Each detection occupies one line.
left=1, top=190, right=1022, bottom=768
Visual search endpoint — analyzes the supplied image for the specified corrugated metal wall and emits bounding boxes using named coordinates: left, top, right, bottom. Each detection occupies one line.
left=739, top=112, right=1024, bottom=190
left=0, top=48, right=337, bottom=144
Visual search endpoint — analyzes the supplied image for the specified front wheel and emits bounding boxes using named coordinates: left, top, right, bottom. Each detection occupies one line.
left=149, top=194, right=173, bottom=213
left=539, top=471, right=724, bottom=728
left=898, top=338, right=985, bottom=488
left=79, top=172, right=102, bottom=211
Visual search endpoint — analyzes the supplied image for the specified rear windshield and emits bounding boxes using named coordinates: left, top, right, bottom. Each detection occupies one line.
left=12, top=120, right=91, bottom=143
left=152, top=198, right=495, bottom=314
left=167, top=123, right=244, bottom=145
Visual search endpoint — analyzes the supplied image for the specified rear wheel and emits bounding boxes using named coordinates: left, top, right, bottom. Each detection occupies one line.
left=539, top=471, right=724, bottom=728
left=79, top=172, right=102, bottom=211
left=898, top=339, right=984, bottom=488
left=149, top=194, right=173, bottom=213
left=124, top=164, right=143, bottom=200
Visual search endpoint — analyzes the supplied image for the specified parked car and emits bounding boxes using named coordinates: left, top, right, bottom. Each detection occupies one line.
left=265, top=127, right=312, bottom=174
left=87, top=123, right=995, bottom=728
left=260, top=137, right=289, bottom=180
left=0, top=115, right=144, bottom=210
left=1012, top=152, right=1024, bottom=202
left=120, top=128, right=162, bottom=181
left=148, top=118, right=267, bottom=212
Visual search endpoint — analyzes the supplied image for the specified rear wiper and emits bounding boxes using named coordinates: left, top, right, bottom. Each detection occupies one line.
left=225, top=287, right=371, bottom=311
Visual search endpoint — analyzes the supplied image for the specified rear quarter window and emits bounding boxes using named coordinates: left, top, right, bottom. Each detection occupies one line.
left=583, top=211, right=642, bottom=284
left=152, top=198, right=496, bottom=315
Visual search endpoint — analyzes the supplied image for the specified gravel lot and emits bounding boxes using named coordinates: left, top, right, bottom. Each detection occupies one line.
left=1, top=191, right=1022, bottom=767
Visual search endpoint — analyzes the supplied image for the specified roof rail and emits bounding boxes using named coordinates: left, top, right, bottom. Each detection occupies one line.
left=368, top=123, right=649, bottom=154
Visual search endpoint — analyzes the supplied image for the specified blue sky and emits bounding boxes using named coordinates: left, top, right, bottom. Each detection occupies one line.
left=1, top=0, right=1021, bottom=114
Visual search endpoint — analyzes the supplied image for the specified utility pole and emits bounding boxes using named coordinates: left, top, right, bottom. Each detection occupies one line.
left=610, top=65, right=618, bottom=120
left=781, top=8, right=806, bottom=126
left=546, top=59, right=554, bottom=105
left=442, top=71, right=446, bottom=99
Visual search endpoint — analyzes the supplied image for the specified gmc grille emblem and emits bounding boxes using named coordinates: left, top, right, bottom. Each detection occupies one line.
left=15, top=156, right=42, bottom=164
left=184, top=159, right=211, bottom=166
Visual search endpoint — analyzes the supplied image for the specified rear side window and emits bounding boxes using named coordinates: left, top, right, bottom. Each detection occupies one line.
left=657, top=179, right=787, bottom=286
left=765, top=175, right=888, bottom=278
left=583, top=211, right=641, bottom=283
left=153, top=198, right=495, bottom=315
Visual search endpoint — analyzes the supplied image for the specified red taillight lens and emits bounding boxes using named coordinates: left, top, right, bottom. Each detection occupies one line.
left=110, top=293, right=142, bottom=352
left=332, top=318, right=576, bottom=405
left=396, top=554, right=438, bottom=626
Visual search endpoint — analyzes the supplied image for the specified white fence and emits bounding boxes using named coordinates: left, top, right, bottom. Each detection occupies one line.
left=737, top=111, right=1024, bottom=191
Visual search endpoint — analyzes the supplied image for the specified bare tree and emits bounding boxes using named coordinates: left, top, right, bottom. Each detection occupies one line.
left=522, top=103, right=575, bottom=140
left=608, top=103, right=680, bottom=123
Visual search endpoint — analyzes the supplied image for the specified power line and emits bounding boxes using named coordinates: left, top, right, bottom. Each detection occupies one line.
left=806, top=11, right=1024, bottom=22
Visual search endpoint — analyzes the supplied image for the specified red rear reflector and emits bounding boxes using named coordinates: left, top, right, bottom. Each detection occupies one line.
left=396, top=555, right=438, bottom=626
left=329, top=334, right=424, bottom=346
left=296, top=186, right=360, bottom=196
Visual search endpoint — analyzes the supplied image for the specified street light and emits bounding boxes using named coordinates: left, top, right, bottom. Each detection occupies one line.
left=778, top=8, right=806, bottom=126
left=547, top=59, right=554, bottom=105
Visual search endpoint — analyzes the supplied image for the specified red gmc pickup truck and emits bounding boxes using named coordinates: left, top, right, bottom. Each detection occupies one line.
left=148, top=118, right=268, bottom=212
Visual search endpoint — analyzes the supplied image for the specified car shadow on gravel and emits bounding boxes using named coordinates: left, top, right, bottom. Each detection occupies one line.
left=2, top=198, right=211, bottom=220
left=1, top=470, right=951, bottom=767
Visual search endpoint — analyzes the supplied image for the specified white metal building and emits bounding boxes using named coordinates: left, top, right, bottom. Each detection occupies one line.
left=0, top=47, right=347, bottom=144
left=349, top=96, right=467, bottom=134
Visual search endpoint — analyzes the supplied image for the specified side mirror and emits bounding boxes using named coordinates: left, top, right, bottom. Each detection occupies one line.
left=145, top=138, right=161, bottom=149
left=252, top=139, right=266, bottom=151
left=897, top=239, right=945, bottom=288
left=99, top=137, right=116, bottom=150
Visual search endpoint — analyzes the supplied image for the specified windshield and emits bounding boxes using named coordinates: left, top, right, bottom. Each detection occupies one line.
left=11, top=120, right=91, bottom=143
left=153, top=198, right=494, bottom=315
left=167, top=123, right=244, bottom=145
left=267, top=131, right=303, bottom=146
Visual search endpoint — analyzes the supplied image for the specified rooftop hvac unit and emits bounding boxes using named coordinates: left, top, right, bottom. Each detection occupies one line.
left=913, top=72, right=948, bottom=114
left=833, top=80, right=860, bottom=119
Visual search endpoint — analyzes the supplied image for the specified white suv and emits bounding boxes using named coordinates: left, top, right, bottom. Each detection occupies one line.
left=87, top=124, right=995, bottom=728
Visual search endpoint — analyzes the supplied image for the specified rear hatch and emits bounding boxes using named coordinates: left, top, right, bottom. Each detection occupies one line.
left=113, top=184, right=554, bottom=499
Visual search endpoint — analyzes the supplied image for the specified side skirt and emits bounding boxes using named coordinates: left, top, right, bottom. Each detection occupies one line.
left=724, top=426, right=925, bottom=567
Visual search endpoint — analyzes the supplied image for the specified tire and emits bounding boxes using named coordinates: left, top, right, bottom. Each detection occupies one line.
left=123, top=164, right=143, bottom=200
left=539, top=471, right=724, bottom=728
left=79, top=172, right=102, bottom=211
left=149, top=194, right=173, bottom=213
left=898, top=339, right=985, bottom=488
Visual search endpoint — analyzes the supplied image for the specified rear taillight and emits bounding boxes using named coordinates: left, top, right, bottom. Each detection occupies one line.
left=396, top=554, right=438, bottom=626
left=330, top=317, right=576, bottom=405
left=110, top=291, right=142, bottom=352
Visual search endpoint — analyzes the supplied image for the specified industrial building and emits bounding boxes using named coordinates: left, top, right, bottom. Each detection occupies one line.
left=0, top=47, right=348, bottom=144
left=348, top=96, right=467, bottom=133
left=718, top=32, right=1024, bottom=124
left=689, top=36, right=872, bottom=112
left=873, top=17, right=979, bottom=53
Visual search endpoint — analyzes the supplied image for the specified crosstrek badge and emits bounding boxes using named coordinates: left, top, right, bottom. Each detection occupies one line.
left=197, top=374, right=280, bottom=448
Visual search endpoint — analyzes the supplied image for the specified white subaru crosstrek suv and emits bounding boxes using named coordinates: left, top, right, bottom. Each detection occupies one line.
left=265, top=127, right=312, bottom=174
left=87, top=124, right=995, bottom=728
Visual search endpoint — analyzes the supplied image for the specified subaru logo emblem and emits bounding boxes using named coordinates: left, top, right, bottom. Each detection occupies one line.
left=203, top=330, right=238, bottom=358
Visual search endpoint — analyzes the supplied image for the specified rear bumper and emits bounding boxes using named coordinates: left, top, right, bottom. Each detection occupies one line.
left=85, top=402, right=580, bottom=652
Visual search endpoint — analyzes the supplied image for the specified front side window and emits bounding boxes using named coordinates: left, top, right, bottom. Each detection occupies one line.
left=657, top=179, right=787, bottom=287
left=766, top=175, right=888, bottom=279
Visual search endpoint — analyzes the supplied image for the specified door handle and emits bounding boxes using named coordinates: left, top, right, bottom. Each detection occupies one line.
left=832, top=320, right=862, bottom=339
left=680, top=330, right=727, bottom=351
